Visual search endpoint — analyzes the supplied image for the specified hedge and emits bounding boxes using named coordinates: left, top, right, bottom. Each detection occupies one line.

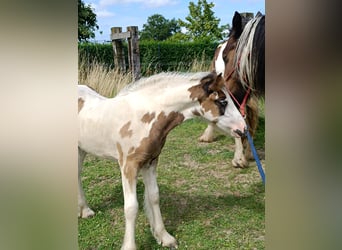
left=78, top=41, right=219, bottom=75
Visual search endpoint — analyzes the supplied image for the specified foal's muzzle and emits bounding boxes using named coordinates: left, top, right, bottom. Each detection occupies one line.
left=233, top=129, right=246, bottom=138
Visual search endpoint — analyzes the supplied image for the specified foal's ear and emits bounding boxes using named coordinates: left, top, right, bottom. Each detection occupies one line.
left=232, top=11, right=243, bottom=39
left=201, top=71, right=217, bottom=93
left=208, top=72, right=224, bottom=92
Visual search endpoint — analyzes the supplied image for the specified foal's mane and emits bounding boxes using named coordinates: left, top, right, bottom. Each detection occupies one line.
left=117, top=72, right=209, bottom=96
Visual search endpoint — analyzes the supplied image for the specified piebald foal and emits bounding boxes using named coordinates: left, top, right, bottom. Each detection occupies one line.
left=78, top=71, right=246, bottom=250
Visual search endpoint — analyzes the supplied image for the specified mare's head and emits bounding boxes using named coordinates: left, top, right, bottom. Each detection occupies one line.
left=214, top=11, right=265, bottom=116
left=211, top=12, right=247, bottom=113
left=188, top=71, right=246, bottom=138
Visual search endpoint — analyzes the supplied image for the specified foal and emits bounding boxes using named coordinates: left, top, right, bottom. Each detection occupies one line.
left=78, top=71, right=246, bottom=249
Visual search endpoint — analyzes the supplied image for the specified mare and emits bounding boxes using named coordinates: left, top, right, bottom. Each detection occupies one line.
left=78, top=71, right=246, bottom=249
left=199, top=11, right=265, bottom=168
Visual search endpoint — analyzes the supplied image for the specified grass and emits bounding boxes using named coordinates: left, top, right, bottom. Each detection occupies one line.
left=78, top=59, right=265, bottom=249
left=78, top=119, right=265, bottom=250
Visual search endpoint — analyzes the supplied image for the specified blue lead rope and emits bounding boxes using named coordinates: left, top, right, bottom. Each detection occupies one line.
left=245, top=127, right=265, bottom=185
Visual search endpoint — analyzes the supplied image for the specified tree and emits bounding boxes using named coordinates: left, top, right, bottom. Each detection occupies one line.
left=179, top=0, right=225, bottom=42
left=78, top=0, right=99, bottom=42
left=140, top=14, right=181, bottom=41
left=167, top=32, right=190, bottom=42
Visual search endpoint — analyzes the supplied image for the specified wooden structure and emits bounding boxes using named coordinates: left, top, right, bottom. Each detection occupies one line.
left=111, top=26, right=141, bottom=81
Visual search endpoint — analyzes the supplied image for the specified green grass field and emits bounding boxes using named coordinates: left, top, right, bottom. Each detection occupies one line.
left=78, top=110, right=265, bottom=249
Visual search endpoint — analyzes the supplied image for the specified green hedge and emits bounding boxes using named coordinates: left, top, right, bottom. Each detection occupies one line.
left=78, top=41, right=219, bottom=75
left=78, top=43, right=116, bottom=67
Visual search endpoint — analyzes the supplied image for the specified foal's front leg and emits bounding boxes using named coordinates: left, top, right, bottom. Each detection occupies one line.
left=232, top=137, right=248, bottom=168
left=121, top=161, right=139, bottom=250
left=141, top=160, right=178, bottom=249
left=78, top=148, right=95, bottom=218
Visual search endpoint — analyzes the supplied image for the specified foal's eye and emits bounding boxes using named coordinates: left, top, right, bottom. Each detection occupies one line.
left=215, top=98, right=228, bottom=111
left=219, top=99, right=228, bottom=108
left=215, top=98, right=228, bottom=115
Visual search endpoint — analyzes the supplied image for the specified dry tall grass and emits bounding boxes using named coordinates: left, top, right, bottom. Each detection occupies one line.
left=78, top=55, right=211, bottom=98
left=186, top=53, right=212, bottom=72
left=78, top=58, right=132, bottom=97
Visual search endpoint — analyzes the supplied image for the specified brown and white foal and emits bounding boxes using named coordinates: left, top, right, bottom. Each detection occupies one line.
left=78, top=71, right=246, bottom=250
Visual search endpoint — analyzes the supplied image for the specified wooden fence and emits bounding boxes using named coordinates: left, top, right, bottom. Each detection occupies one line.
left=111, top=26, right=141, bottom=81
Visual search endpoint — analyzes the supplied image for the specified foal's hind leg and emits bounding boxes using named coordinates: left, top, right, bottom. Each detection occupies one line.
left=141, top=159, right=178, bottom=249
left=78, top=148, right=95, bottom=218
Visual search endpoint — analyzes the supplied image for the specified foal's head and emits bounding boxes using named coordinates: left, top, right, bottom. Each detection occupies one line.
left=188, top=71, right=246, bottom=137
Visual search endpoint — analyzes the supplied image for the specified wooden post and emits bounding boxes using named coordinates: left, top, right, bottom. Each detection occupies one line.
left=240, top=12, right=254, bottom=28
left=127, top=26, right=141, bottom=81
left=111, top=27, right=126, bottom=72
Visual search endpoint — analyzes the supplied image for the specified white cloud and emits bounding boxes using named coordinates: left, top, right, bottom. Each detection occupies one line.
left=99, top=0, right=178, bottom=8
left=84, top=1, right=115, bottom=18
left=96, top=10, right=115, bottom=18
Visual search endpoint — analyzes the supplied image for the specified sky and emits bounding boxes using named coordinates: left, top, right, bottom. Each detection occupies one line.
left=84, top=0, right=265, bottom=42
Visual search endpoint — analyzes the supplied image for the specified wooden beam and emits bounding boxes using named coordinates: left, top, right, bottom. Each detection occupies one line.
left=111, top=31, right=131, bottom=40
left=127, top=26, right=141, bottom=81
left=111, top=27, right=126, bottom=72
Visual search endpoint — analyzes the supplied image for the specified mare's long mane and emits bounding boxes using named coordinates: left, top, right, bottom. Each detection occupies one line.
left=234, top=13, right=265, bottom=93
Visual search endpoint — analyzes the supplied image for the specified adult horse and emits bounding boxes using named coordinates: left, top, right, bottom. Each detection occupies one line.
left=199, top=11, right=265, bottom=168
left=78, top=71, right=246, bottom=249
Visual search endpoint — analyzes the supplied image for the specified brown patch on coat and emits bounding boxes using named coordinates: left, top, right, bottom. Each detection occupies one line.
left=128, top=147, right=134, bottom=155
left=188, top=72, right=226, bottom=117
left=78, top=98, right=84, bottom=113
left=120, top=121, right=133, bottom=138
left=201, top=99, right=220, bottom=117
left=192, top=110, right=202, bottom=116
left=188, top=72, right=216, bottom=102
left=123, top=161, right=138, bottom=187
left=116, top=143, right=124, bottom=167
left=123, top=111, right=185, bottom=183
left=141, top=112, right=156, bottom=124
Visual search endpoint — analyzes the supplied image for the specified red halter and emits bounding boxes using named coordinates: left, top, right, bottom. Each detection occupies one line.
left=228, top=87, right=250, bottom=118
left=225, top=67, right=251, bottom=118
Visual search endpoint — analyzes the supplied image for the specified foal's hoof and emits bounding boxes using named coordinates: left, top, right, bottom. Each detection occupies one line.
left=232, top=158, right=249, bottom=168
left=78, top=207, right=95, bottom=218
left=198, top=135, right=214, bottom=143
left=158, top=232, right=178, bottom=249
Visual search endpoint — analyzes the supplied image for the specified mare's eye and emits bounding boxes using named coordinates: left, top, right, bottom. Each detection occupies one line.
left=223, top=55, right=229, bottom=63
